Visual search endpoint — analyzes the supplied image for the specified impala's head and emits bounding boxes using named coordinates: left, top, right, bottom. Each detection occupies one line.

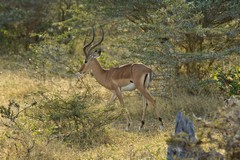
left=78, top=27, right=104, bottom=75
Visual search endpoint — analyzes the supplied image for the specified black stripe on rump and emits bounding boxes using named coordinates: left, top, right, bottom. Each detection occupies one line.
left=143, top=73, right=148, bottom=87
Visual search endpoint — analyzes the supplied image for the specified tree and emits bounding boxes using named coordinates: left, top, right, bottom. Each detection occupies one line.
left=89, top=0, right=240, bottom=95
left=0, top=0, right=54, bottom=56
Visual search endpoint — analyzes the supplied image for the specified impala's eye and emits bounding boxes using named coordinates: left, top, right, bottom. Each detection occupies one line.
left=84, top=60, right=88, bottom=63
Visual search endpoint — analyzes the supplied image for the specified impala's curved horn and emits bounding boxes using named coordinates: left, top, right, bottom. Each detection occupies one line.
left=87, top=27, right=104, bottom=56
left=83, top=27, right=95, bottom=57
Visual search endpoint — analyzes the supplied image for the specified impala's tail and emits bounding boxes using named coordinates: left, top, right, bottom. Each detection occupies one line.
left=150, top=71, right=154, bottom=82
left=144, top=71, right=153, bottom=88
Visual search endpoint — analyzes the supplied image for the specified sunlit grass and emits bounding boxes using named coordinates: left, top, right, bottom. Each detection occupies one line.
left=28, top=128, right=170, bottom=159
left=0, top=70, right=38, bottom=105
left=76, top=128, right=169, bottom=159
left=0, top=70, right=171, bottom=159
left=0, top=69, right=225, bottom=159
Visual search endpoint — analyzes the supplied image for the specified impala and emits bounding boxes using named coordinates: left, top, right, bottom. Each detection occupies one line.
left=78, top=27, right=164, bottom=130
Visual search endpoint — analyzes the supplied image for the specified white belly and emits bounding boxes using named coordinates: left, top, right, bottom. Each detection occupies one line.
left=121, top=83, right=136, bottom=91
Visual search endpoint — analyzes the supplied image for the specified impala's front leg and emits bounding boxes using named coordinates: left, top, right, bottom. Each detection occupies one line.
left=115, top=88, right=131, bottom=130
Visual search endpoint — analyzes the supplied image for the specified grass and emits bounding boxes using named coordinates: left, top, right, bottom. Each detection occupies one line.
left=0, top=68, right=225, bottom=159
left=0, top=71, right=37, bottom=105
left=77, top=129, right=168, bottom=159
left=30, top=129, right=169, bottom=160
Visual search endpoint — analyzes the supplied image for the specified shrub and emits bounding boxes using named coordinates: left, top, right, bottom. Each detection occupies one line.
left=213, top=66, right=240, bottom=96
left=0, top=100, right=37, bottom=159
left=0, top=92, right=120, bottom=159
left=27, top=92, right=120, bottom=148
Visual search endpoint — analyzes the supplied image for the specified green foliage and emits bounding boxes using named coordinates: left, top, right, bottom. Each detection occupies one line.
left=98, top=51, right=119, bottom=68
left=87, top=0, right=239, bottom=96
left=28, top=36, right=78, bottom=80
left=213, top=66, right=240, bottom=96
left=25, top=0, right=104, bottom=79
left=0, top=0, right=53, bottom=56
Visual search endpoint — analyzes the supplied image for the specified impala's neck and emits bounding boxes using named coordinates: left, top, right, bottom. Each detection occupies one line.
left=91, top=59, right=108, bottom=87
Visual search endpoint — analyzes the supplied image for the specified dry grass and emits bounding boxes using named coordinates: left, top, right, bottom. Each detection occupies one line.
left=30, top=129, right=169, bottom=160
left=0, top=69, right=224, bottom=159
left=0, top=70, right=37, bottom=105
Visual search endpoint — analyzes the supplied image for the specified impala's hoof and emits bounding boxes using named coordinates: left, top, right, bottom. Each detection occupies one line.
left=138, top=120, right=145, bottom=131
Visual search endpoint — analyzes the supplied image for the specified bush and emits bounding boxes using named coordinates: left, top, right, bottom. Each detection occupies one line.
left=0, top=100, right=37, bottom=159
left=213, top=66, right=240, bottom=96
left=0, top=92, right=120, bottom=159
left=26, top=92, right=120, bottom=148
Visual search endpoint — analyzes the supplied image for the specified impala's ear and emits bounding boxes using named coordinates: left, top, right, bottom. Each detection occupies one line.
left=92, top=49, right=101, bottom=58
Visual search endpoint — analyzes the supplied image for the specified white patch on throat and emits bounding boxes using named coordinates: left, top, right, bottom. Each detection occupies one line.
left=121, top=83, right=136, bottom=91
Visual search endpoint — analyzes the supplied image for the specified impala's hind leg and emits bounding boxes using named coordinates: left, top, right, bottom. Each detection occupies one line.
left=140, top=96, right=148, bottom=130
left=137, top=73, right=151, bottom=130
left=141, top=90, right=164, bottom=130
left=137, top=73, right=164, bottom=130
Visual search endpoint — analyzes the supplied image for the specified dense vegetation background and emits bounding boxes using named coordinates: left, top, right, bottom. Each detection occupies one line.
left=0, top=0, right=239, bottom=159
